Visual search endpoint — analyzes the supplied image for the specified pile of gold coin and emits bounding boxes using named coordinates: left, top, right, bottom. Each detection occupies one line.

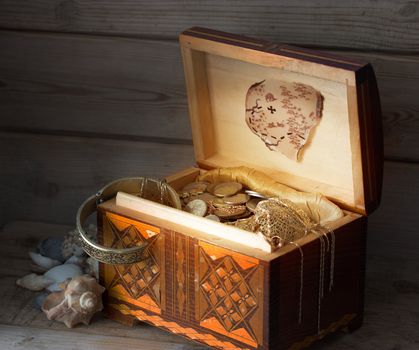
left=179, top=180, right=263, bottom=229
left=178, top=179, right=322, bottom=250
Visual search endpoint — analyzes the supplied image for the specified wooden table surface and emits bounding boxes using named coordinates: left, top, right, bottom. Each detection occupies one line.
left=1, top=221, right=418, bottom=350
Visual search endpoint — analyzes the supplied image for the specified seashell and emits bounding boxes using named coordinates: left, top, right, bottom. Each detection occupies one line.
left=62, top=225, right=97, bottom=259
left=29, top=252, right=61, bottom=270
left=42, top=274, right=105, bottom=328
left=44, top=264, right=83, bottom=292
left=30, top=262, right=49, bottom=274
left=65, top=255, right=86, bottom=267
left=61, top=230, right=84, bottom=259
left=38, top=237, right=65, bottom=262
left=16, top=273, right=54, bottom=291
left=79, top=291, right=97, bottom=311
left=85, top=257, right=99, bottom=280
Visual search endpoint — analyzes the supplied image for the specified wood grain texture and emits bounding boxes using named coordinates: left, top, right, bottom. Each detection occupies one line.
left=367, top=160, right=419, bottom=261
left=343, top=51, right=419, bottom=162
left=0, top=1, right=419, bottom=51
left=1, top=31, right=418, bottom=160
left=0, top=325, right=203, bottom=350
left=0, top=30, right=191, bottom=141
left=1, top=221, right=418, bottom=349
left=0, top=132, right=194, bottom=227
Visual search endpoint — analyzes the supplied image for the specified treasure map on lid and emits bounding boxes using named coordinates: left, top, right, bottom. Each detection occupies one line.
left=245, top=79, right=323, bottom=161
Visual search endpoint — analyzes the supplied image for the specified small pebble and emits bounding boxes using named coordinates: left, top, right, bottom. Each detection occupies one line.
left=185, top=199, right=207, bottom=217
left=205, top=214, right=220, bottom=222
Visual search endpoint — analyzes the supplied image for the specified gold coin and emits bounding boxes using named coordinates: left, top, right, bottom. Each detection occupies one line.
left=228, top=210, right=252, bottom=221
left=213, top=182, right=243, bottom=197
left=206, top=183, right=219, bottom=195
left=189, top=188, right=205, bottom=195
left=210, top=198, right=229, bottom=208
left=184, top=192, right=216, bottom=204
left=223, top=193, right=250, bottom=205
left=182, top=182, right=208, bottom=193
left=246, top=198, right=263, bottom=213
left=213, top=205, right=246, bottom=219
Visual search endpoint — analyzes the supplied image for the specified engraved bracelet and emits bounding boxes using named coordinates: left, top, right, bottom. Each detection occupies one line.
left=76, top=177, right=181, bottom=265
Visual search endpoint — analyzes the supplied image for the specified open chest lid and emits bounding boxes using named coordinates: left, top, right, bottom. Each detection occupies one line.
left=179, top=27, right=383, bottom=215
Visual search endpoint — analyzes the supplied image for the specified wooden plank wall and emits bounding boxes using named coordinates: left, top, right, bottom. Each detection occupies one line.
left=0, top=1, right=418, bottom=259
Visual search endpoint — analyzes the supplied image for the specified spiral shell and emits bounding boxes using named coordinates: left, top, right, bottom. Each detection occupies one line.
left=42, top=274, right=105, bottom=328
left=79, top=292, right=97, bottom=312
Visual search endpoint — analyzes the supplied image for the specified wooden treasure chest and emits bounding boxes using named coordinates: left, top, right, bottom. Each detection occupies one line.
left=80, top=27, right=383, bottom=350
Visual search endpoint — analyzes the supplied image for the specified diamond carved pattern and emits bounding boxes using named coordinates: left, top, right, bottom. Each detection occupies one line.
left=106, top=217, right=161, bottom=307
left=199, top=248, right=259, bottom=341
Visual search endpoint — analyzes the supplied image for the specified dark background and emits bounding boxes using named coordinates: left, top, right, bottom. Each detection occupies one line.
left=0, top=1, right=418, bottom=347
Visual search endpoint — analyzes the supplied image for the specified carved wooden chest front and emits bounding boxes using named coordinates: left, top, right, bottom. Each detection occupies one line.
left=98, top=199, right=368, bottom=350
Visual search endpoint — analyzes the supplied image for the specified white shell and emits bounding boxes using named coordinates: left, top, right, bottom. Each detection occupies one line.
left=85, top=257, right=99, bottom=280
left=42, top=274, right=105, bottom=328
left=30, top=262, right=49, bottom=274
left=65, top=255, right=86, bottom=267
left=29, top=252, right=61, bottom=270
left=16, top=273, right=54, bottom=291
left=79, top=291, right=97, bottom=311
left=44, top=264, right=83, bottom=292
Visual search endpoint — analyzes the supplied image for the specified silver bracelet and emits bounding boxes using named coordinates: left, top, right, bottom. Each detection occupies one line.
left=76, top=177, right=181, bottom=265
